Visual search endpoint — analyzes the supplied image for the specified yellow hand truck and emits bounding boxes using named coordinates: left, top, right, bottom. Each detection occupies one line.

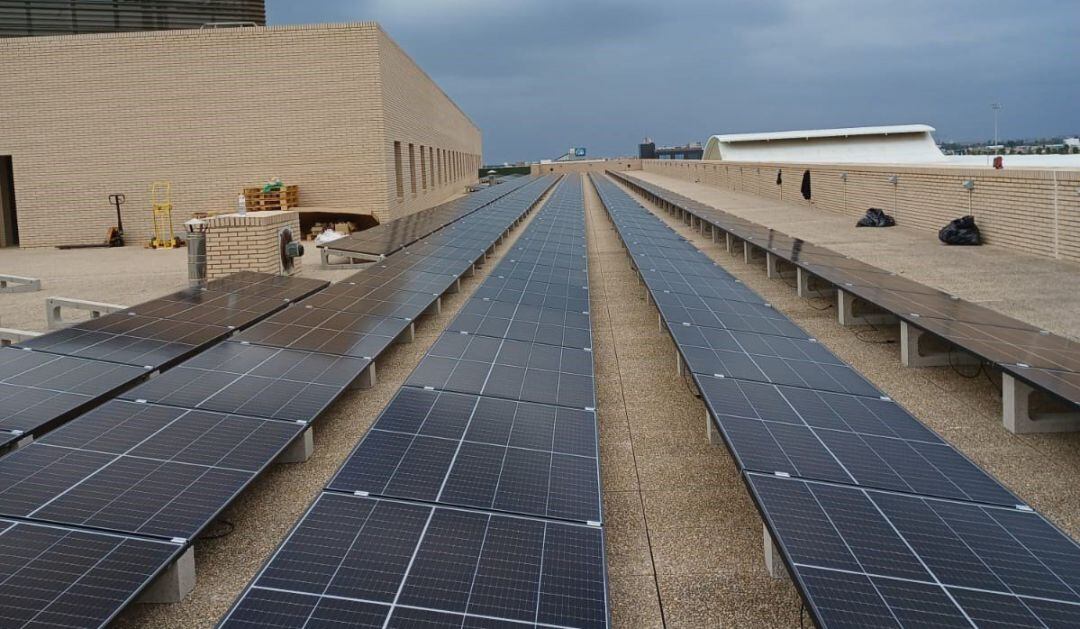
left=149, top=181, right=181, bottom=249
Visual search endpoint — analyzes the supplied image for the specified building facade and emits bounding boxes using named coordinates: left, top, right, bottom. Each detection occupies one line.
left=0, top=0, right=266, bottom=37
left=0, top=22, right=481, bottom=247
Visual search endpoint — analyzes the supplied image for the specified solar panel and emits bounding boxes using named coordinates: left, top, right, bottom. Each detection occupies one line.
left=697, top=376, right=1020, bottom=506
left=119, top=341, right=370, bottom=423
left=447, top=297, right=593, bottom=349
left=220, top=492, right=608, bottom=628
left=122, top=287, right=291, bottom=329
left=233, top=305, right=409, bottom=359
left=672, top=326, right=879, bottom=397
left=328, top=387, right=600, bottom=522
left=0, top=400, right=304, bottom=539
left=0, top=518, right=182, bottom=628
left=323, top=176, right=550, bottom=257
left=0, top=347, right=149, bottom=436
left=406, top=333, right=595, bottom=410
left=20, top=318, right=230, bottom=369
left=746, top=472, right=1080, bottom=629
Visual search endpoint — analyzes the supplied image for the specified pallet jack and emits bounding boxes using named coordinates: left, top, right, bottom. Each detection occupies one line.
left=149, top=181, right=182, bottom=249
left=56, top=193, right=126, bottom=249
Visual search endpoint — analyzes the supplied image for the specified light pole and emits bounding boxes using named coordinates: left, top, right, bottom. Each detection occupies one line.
left=991, top=103, right=1003, bottom=146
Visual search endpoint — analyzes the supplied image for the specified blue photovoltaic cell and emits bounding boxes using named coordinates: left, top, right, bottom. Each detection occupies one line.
left=220, top=493, right=608, bottom=629
left=746, top=473, right=1080, bottom=629
left=328, top=387, right=601, bottom=522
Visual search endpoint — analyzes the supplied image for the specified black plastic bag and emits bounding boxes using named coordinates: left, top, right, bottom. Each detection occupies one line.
left=856, top=207, right=895, bottom=227
left=938, top=215, right=982, bottom=245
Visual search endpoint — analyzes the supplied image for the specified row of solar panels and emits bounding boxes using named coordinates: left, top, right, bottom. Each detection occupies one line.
left=321, top=175, right=539, bottom=257
left=0, top=176, right=559, bottom=629
left=220, top=174, right=610, bottom=628
left=610, top=171, right=1080, bottom=420
left=590, top=173, right=1080, bottom=628
left=0, top=272, right=329, bottom=453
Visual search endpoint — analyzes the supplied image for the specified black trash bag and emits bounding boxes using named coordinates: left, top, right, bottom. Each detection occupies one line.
left=938, top=215, right=982, bottom=246
left=800, top=170, right=812, bottom=200
left=856, top=207, right=895, bottom=227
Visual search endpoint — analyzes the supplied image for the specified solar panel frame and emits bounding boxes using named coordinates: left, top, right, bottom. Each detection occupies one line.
left=0, top=518, right=184, bottom=629
left=119, top=341, right=371, bottom=423
left=744, top=472, right=1080, bottom=629
left=0, top=399, right=306, bottom=540
left=219, top=492, right=609, bottom=629
left=327, top=386, right=601, bottom=523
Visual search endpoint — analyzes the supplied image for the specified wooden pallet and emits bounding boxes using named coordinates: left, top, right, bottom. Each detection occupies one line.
left=243, top=185, right=299, bottom=211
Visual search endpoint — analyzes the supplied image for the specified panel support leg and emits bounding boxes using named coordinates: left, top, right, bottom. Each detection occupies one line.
left=765, top=252, right=780, bottom=278
left=427, top=297, right=442, bottom=316
left=706, top=408, right=722, bottom=446
left=676, top=350, right=684, bottom=376
left=837, top=289, right=898, bottom=326
left=360, top=362, right=377, bottom=389
left=139, top=546, right=196, bottom=603
left=763, top=526, right=789, bottom=580
left=900, top=322, right=978, bottom=367
left=725, top=232, right=733, bottom=252
left=1003, top=374, right=1080, bottom=434
left=397, top=322, right=416, bottom=344
left=278, top=427, right=314, bottom=464
left=795, top=267, right=836, bottom=299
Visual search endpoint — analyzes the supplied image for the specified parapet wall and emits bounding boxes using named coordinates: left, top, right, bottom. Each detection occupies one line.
left=643, top=159, right=1080, bottom=263
left=531, top=159, right=641, bottom=176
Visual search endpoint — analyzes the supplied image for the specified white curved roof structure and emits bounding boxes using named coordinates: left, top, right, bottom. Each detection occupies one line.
left=702, top=124, right=947, bottom=164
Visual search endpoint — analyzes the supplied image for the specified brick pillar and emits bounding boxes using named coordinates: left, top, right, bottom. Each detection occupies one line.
left=205, top=211, right=301, bottom=280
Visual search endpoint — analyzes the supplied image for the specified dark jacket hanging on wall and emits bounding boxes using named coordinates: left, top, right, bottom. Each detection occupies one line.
left=800, top=170, right=812, bottom=200
left=776, top=170, right=782, bottom=185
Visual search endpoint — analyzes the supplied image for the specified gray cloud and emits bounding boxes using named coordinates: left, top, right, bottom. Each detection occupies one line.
left=267, top=0, right=1080, bottom=163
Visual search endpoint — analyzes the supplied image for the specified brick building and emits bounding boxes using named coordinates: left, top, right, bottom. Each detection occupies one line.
left=0, top=22, right=481, bottom=247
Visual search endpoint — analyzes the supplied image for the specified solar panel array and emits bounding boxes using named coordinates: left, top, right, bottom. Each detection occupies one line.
left=610, top=171, right=1080, bottom=416
left=221, top=175, right=610, bottom=628
left=321, top=175, right=538, bottom=257
left=591, top=172, right=1080, bottom=628
left=1, top=272, right=321, bottom=451
left=0, top=179, right=560, bottom=629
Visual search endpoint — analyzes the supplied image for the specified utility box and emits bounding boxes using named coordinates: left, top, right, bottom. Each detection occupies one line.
left=205, top=210, right=302, bottom=280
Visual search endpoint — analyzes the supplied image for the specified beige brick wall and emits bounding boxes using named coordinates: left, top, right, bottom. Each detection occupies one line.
left=377, top=29, right=481, bottom=223
left=205, top=210, right=300, bottom=280
left=643, top=159, right=1080, bottom=263
left=0, top=22, right=481, bottom=247
left=530, top=159, right=641, bottom=176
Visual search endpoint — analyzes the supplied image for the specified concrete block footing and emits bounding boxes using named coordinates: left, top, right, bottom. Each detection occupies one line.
left=426, top=297, right=442, bottom=317
left=837, top=289, right=898, bottom=327
left=706, top=409, right=722, bottom=446
left=676, top=350, right=685, bottom=376
left=46, top=297, right=126, bottom=330
left=139, top=546, right=195, bottom=604
left=900, top=322, right=979, bottom=368
left=743, top=242, right=763, bottom=265
left=763, top=525, right=789, bottom=581
left=765, top=252, right=788, bottom=279
left=0, top=328, right=42, bottom=346
left=0, top=275, right=41, bottom=293
left=278, top=427, right=314, bottom=464
left=355, top=362, right=377, bottom=390
left=1003, top=373, right=1080, bottom=434
left=796, top=267, right=836, bottom=299
left=319, top=249, right=381, bottom=269
left=396, top=322, right=416, bottom=344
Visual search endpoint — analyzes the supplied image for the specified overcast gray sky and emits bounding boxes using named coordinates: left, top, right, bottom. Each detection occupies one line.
left=267, top=0, right=1079, bottom=164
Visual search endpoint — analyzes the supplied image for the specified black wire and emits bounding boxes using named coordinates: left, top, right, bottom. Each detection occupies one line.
left=851, top=319, right=897, bottom=345
left=948, top=346, right=983, bottom=379
left=777, top=271, right=834, bottom=311
left=198, top=519, right=235, bottom=540
left=682, top=365, right=701, bottom=399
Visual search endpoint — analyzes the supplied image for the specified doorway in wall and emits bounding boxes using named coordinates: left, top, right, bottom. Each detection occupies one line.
left=0, top=156, right=18, bottom=247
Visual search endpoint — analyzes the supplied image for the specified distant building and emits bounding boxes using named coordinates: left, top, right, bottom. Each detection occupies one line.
left=703, top=125, right=945, bottom=163
left=0, top=0, right=266, bottom=37
left=639, top=138, right=657, bottom=159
